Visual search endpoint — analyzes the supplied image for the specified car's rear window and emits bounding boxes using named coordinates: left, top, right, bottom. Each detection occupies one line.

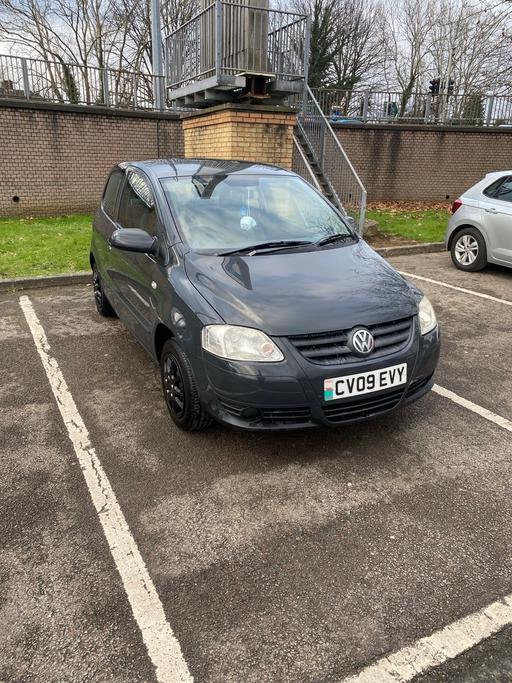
left=102, top=169, right=124, bottom=219
left=160, top=174, right=351, bottom=252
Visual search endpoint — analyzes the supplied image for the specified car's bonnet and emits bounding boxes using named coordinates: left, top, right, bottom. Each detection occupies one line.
left=184, top=240, right=419, bottom=336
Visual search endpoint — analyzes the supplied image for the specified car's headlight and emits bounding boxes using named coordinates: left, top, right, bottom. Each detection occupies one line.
left=202, top=325, right=284, bottom=362
left=419, top=296, right=437, bottom=335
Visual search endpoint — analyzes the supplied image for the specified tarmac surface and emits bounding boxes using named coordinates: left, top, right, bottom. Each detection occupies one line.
left=1, top=251, right=512, bottom=682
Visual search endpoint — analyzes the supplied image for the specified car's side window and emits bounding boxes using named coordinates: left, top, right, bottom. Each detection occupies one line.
left=495, top=177, right=512, bottom=203
left=102, top=169, right=124, bottom=219
left=118, top=170, right=158, bottom=236
left=483, top=176, right=512, bottom=201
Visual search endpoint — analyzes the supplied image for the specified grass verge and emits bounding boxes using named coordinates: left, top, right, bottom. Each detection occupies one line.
left=0, top=203, right=450, bottom=279
left=0, top=214, right=93, bottom=279
left=366, top=203, right=450, bottom=243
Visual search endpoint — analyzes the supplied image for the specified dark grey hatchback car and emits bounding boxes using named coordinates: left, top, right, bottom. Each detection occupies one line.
left=91, top=159, right=440, bottom=431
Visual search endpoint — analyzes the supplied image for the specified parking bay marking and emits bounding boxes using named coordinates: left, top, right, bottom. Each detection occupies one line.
left=341, top=385, right=512, bottom=683
left=433, top=384, right=512, bottom=433
left=19, top=292, right=512, bottom=683
left=19, top=295, right=192, bottom=683
left=340, top=595, right=512, bottom=683
left=398, top=271, right=512, bottom=307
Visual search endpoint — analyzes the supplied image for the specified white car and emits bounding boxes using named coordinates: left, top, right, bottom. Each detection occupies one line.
left=446, top=171, right=512, bottom=271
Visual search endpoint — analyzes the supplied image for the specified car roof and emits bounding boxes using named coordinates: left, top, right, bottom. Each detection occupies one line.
left=119, top=158, right=296, bottom=179
left=482, top=170, right=512, bottom=180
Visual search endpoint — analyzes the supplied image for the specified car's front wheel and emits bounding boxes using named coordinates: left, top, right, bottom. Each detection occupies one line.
left=451, top=227, right=487, bottom=271
left=160, top=339, right=213, bottom=432
left=92, top=263, right=116, bottom=317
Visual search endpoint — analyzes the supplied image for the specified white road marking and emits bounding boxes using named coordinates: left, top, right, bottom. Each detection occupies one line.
left=341, top=384, right=512, bottom=683
left=398, top=271, right=512, bottom=307
left=433, top=384, right=512, bottom=433
left=340, top=595, right=512, bottom=683
left=19, top=295, right=192, bottom=683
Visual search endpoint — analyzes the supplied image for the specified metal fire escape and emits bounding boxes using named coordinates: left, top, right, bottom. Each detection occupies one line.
left=164, top=1, right=366, bottom=230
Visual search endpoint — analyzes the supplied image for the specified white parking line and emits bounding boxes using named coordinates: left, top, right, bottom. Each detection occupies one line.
left=433, top=384, right=512, bottom=433
left=398, top=271, right=512, bottom=307
left=340, top=595, right=512, bottom=683
left=19, top=296, right=192, bottom=683
left=340, top=383, right=512, bottom=683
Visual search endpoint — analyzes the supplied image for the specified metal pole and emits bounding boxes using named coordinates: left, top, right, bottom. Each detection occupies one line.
left=215, top=0, right=223, bottom=81
left=151, top=0, right=165, bottom=110
left=358, top=188, right=367, bottom=235
left=486, top=96, right=495, bottom=127
left=424, top=94, right=431, bottom=124
left=132, top=73, right=138, bottom=110
left=20, top=57, right=30, bottom=99
left=303, top=14, right=311, bottom=100
left=102, top=68, right=110, bottom=107
left=442, top=47, right=454, bottom=124
left=362, top=92, right=369, bottom=122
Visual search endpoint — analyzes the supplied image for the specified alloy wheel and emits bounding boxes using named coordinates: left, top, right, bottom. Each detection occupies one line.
left=454, top=234, right=479, bottom=265
left=163, top=353, right=186, bottom=419
left=93, top=268, right=103, bottom=308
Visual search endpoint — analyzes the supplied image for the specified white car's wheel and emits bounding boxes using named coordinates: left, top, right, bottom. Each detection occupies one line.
left=451, top=228, right=487, bottom=271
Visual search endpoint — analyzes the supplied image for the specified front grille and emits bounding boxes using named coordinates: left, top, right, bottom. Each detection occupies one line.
left=287, top=316, right=414, bottom=366
left=219, top=399, right=311, bottom=426
left=323, top=387, right=404, bottom=423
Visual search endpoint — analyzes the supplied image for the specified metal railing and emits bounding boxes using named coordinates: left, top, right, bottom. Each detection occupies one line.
left=0, top=53, right=164, bottom=110
left=296, top=86, right=367, bottom=232
left=165, top=0, right=308, bottom=90
left=311, top=87, right=512, bottom=127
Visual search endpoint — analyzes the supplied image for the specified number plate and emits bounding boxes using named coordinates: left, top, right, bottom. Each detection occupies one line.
left=324, top=363, right=407, bottom=401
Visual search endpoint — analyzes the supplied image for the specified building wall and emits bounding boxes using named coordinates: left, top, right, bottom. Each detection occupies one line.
left=0, top=101, right=184, bottom=217
left=333, top=123, right=512, bottom=203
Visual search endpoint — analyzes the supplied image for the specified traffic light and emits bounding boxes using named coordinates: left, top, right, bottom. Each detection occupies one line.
left=429, top=79, right=440, bottom=95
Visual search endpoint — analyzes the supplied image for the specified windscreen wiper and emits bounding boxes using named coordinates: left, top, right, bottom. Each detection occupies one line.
left=315, top=233, right=354, bottom=247
left=217, top=240, right=314, bottom=256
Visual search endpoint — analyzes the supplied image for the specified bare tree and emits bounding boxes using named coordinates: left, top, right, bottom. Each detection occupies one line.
left=384, top=0, right=436, bottom=113
left=329, top=0, right=387, bottom=89
left=290, top=0, right=338, bottom=86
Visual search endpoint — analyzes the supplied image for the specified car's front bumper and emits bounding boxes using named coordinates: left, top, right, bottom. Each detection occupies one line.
left=196, top=321, right=440, bottom=431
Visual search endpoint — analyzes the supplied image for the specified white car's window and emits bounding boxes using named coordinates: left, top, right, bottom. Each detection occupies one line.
left=483, top=175, right=512, bottom=202
left=495, top=177, right=512, bottom=203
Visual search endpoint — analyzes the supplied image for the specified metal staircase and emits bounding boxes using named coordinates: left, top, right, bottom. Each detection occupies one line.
left=293, top=86, right=367, bottom=233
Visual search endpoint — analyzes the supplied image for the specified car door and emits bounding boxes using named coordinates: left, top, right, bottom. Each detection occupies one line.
left=112, top=169, right=166, bottom=351
left=481, top=175, right=512, bottom=264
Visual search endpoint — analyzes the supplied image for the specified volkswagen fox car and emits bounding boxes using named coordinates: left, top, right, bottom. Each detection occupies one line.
left=90, top=159, right=440, bottom=431
left=446, top=171, right=512, bottom=271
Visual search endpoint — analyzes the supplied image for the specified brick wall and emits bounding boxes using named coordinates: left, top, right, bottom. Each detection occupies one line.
left=182, top=104, right=296, bottom=169
left=333, top=123, right=512, bottom=203
left=0, top=101, right=183, bottom=216
left=3, top=99, right=512, bottom=217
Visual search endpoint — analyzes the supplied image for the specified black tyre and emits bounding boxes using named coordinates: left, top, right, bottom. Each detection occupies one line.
left=450, top=227, right=487, bottom=272
left=92, top=263, right=116, bottom=317
left=160, top=339, right=213, bottom=432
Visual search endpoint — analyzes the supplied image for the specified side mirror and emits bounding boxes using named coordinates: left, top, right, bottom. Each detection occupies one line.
left=110, top=228, right=158, bottom=255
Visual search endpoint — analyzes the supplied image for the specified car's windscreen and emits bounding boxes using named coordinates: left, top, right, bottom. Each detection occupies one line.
left=160, top=174, right=352, bottom=252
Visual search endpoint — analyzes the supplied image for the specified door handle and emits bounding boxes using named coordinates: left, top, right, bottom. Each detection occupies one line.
left=485, top=207, right=498, bottom=213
